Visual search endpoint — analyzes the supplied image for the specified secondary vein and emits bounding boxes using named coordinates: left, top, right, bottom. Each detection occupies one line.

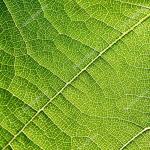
left=119, top=127, right=150, bottom=150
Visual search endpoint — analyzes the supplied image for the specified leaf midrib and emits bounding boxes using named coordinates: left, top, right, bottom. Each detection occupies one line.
left=2, top=6, right=150, bottom=149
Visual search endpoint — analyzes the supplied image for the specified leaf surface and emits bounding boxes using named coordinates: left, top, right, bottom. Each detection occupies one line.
left=0, top=0, right=150, bottom=149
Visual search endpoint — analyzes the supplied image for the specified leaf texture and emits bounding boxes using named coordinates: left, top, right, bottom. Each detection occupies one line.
left=0, top=0, right=150, bottom=149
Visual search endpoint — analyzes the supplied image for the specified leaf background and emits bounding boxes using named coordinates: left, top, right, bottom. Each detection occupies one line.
left=0, top=0, right=150, bottom=149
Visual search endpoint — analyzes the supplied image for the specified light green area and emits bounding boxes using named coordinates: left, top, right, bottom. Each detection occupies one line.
left=0, top=0, right=150, bottom=149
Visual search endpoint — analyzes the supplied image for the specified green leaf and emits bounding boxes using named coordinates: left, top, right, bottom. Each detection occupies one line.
left=0, top=0, right=150, bottom=149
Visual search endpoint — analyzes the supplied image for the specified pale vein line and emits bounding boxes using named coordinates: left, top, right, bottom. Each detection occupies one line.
left=120, top=127, right=150, bottom=150
left=2, top=13, right=150, bottom=150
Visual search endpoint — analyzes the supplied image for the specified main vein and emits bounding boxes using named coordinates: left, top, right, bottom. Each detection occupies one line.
left=3, top=13, right=150, bottom=150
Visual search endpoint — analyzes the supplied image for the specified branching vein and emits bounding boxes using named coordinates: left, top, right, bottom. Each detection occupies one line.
left=2, top=10, right=150, bottom=150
